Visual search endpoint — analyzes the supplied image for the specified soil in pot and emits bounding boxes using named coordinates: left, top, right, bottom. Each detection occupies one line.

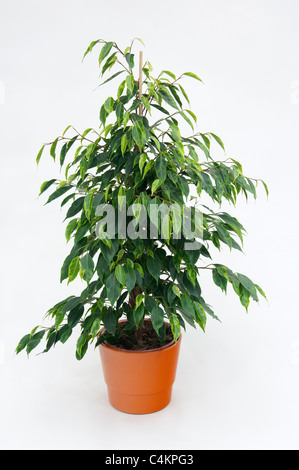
left=108, top=321, right=174, bottom=351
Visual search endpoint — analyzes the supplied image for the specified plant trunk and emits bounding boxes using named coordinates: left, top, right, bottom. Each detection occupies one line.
left=135, top=324, right=144, bottom=348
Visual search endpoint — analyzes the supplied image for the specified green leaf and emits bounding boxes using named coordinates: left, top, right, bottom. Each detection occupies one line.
left=172, top=284, right=181, bottom=298
left=124, top=264, right=136, bottom=292
left=198, top=298, right=220, bottom=322
left=26, top=330, right=45, bottom=354
left=158, top=88, right=179, bottom=110
left=199, top=133, right=210, bottom=149
left=98, top=42, right=114, bottom=65
left=82, top=39, right=101, bottom=60
left=218, top=213, right=245, bottom=231
left=135, top=294, right=143, bottom=309
left=99, top=105, right=108, bottom=126
left=216, top=225, right=233, bottom=250
left=237, top=273, right=257, bottom=297
left=55, top=307, right=65, bottom=330
left=123, top=111, right=130, bottom=127
left=36, top=145, right=45, bottom=165
left=115, top=102, right=124, bottom=124
left=168, top=86, right=183, bottom=108
left=42, top=329, right=57, bottom=352
left=84, top=192, right=94, bottom=221
left=106, top=272, right=122, bottom=306
left=68, top=305, right=84, bottom=328
left=62, top=296, right=82, bottom=313
left=261, top=180, right=269, bottom=197
left=239, top=285, right=251, bottom=311
left=217, top=265, right=229, bottom=280
left=121, top=133, right=128, bottom=156
left=134, top=37, right=145, bottom=47
left=178, top=84, right=190, bottom=105
left=45, top=185, right=72, bottom=205
left=103, top=309, right=117, bottom=335
left=161, top=210, right=171, bottom=242
left=15, top=334, right=31, bottom=355
left=76, top=332, right=88, bottom=358
left=155, top=155, right=167, bottom=182
left=62, top=125, right=72, bottom=137
left=117, top=80, right=126, bottom=98
left=104, top=97, right=114, bottom=114
left=196, top=182, right=202, bottom=197
left=133, top=304, right=144, bottom=328
left=101, top=52, right=117, bottom=76
left=99, top=239, right=119, bottom=265
left=125, top=53, right=135, bottom=70
left=161, top=70, right=176, bottom=80
left=182, top=71, right=203, bottom=82
left=169, top=314, right=181, bottom=342
left=60, top=253, right=74, bottom=283
left=65, top=197, right=85, bottom=219
left=209, top=132, right=225, bottom=151
left=151, top=103, right=170, bottom=115
left=172, top=205, right=182, bottom=236
left=255, top=284, right=267, bottom=300
left=115, top=265, right=125, bottom=285
left=151, top=178, right=162, bottom=195
left=74, top=222, right=90, bottom=244
left=212, top=268, right=227, bottom=292
left=134, top=263, right=144, bottom=279
left=151, top=304, right=165, bottom=335
left=193, top=302, right=207, bottom=332
left=180, top=111, right=194, bottom=130
left=80, top=253, right=94, bottom=283
left=141, top=96, right=151, bottom=115
left=39, top=179, right=57, bottom=196
left=61, top=193, right=76, bottom=208
left=142, top=160, right=154, bottom=179
left=247, top=178, right=257, bottom=199
left=145, top=296, right=156, bottom=313
left=169, top=123, right=181, bottom=142
left=91, top=317, right=102, bottom=337
left=59, top=325, right=72, bottom=344
left=167, top=284, right=176, bottom=305
left=215, top=176, right=224, bottom=198
left=60, top=137, right=77, bottom=167
left=132, top=122, right=144, bottom=149
left=50, top=138, right=58, bottom=161
left=68, top=257, right=80, bottom=283
left=99, top=70, right=125, bottom=87
left=147, top=256, right=161, bottom=283
left=181, top=294, right=195, bottom=318
left=139, top=153, right=147, bottom=174
left=185, top=109, right=197, bottom=123
left=61, top=193, right=76, bottom=207
left=126, top=75, right=134, bottom=93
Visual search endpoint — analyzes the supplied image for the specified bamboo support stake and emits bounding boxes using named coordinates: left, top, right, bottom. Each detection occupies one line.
left=138, top=50, right=143, bottom=116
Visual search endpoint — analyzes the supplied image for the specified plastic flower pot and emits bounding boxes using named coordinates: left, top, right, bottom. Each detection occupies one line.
left=99, top=319, right=182, bottom=414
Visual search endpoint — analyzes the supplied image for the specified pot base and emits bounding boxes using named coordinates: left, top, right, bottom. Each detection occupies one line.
left=107, top=386, right=172, bottom=414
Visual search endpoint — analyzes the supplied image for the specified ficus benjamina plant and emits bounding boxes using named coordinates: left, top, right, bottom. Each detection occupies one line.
left=16, top=37, right=267, bottom=360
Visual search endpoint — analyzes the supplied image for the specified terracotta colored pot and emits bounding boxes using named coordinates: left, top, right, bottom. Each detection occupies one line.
left=99, top=320, right=182, bottom=414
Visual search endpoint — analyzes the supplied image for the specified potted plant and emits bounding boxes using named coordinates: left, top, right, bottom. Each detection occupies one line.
left=16, top=38, right=267, bottom=414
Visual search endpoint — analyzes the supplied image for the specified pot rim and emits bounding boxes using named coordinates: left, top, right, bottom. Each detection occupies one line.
left=99, top=318, right=182, bottom=354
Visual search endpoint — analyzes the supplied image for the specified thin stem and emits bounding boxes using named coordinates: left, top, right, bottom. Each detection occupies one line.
left=115, top=59, right=131, bottom=75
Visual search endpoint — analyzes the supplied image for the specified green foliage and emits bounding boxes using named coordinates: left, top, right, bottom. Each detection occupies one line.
left=16, top=38, right=267, bottom=359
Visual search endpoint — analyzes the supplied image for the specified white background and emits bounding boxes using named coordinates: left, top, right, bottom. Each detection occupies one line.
left=0, top=0, right=299, bottom=450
